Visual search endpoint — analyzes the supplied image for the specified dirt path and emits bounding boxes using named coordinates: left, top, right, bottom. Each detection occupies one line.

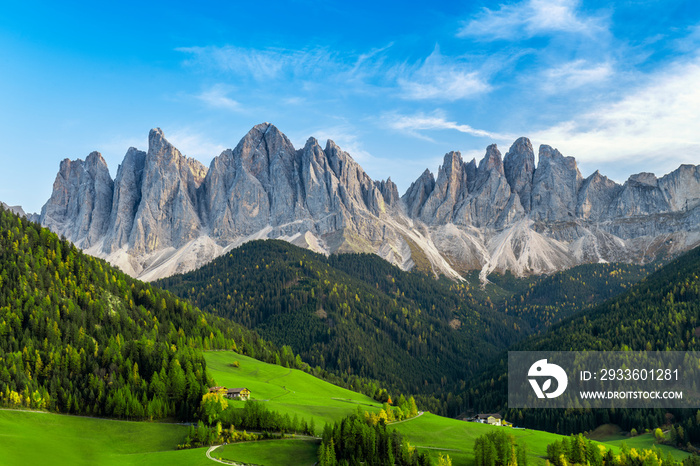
left=206, top=445, right=242, bottom=465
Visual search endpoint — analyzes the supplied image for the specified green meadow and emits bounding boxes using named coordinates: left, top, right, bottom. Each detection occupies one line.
left=0, top=409, right=211, bottom=466
left=600, top=432, right=691, bottom=461
left=203, top=350, right=384, bottom=427
left=3, top=351, right=691, bottom=466
left=213, top=438, right=320, bottom=465
left=204, top=350, right=571, bottom=465
left=395, top=412, right=566, bottom=465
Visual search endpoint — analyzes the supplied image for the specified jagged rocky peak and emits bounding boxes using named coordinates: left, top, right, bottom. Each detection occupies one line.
left=36, top=125, right=700, bottom=282
left=375, top=177, right=400, bottom=208
left=416, top=151, right=469, bottom=225
left=103, top=147, right=147, bottom=252
left=402, top=169, right=436, bottom=218
left=478, top=144, right=504, bottom=175
left=40, top=150, right=114, bottom=248
left=127, top=128, right=205, bottom=254
left=148, top=128, right=208, bottom=184
left=504, top=137, right=535, bottom=212
left=576, top=170, right=621, bottom=221
left=530, top=144, right=583, bottom=222
left=455, top=143, right=516, bottom=228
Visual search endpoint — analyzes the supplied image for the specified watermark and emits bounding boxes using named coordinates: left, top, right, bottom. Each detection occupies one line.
left=508, top=351, right=700, bottom=408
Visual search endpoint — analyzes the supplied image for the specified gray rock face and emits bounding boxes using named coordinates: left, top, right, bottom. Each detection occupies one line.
left=454, top=144, right=517, bottom=228
left=403, top=169, right=436, bottom=218
left=503, top=137, right=535, bottom=212
left=40, top=151, right=113, bottom=248
left=417, top=151, right=469, bottom=224
left=38, top=126, right=700, bottom=282
left=128, top=128, right=206, bottom=254
left=530, top=145, right=583, bottom=222
left=576, top=171, right=620, bottom=221
left=104, top=147, right=146, bottom=252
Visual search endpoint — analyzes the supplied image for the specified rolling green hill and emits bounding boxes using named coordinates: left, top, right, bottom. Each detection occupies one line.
left=203, top=351, right=383, bottom=427
left=201, top=348, right=596, bottom=466
left=0, top=409, right=211, bottom=466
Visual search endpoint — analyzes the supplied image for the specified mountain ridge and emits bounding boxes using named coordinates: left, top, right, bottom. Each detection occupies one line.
left=36, top=123, right=700, bottom=281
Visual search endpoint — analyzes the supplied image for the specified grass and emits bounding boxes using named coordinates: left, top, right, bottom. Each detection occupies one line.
left=5, top=353, right=689, bottom=466
left=600, top=432, right=691, bottom=461
left=0, top=409, right=212, bottom=466
left=205, top=351, right=571, bottom=465
left=204, top=350, right=384, bottom=427
left=394, top=413, right=566, bottom=466
left=214, top=438, right=320, bottom=465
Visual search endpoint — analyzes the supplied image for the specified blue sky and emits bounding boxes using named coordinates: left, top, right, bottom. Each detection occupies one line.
left=1, top=0, right=699, bottom=213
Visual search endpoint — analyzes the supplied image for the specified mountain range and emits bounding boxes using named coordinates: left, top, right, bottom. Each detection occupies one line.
left=36, top=123, right=700, bottom=281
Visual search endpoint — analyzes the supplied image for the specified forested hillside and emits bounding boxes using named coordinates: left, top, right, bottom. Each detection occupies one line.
left=0, top=206, right=295, bottom=420
left=467, top=245, right=700, bottom=437
left=157, top=240, right=528, bottom=397
left=499, top=261, right=654, bottom=330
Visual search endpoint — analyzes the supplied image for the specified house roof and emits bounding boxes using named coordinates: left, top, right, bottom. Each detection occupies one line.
left=477, top=413, right=501, bottom=419
left=227, top=387, right=249, bottom=394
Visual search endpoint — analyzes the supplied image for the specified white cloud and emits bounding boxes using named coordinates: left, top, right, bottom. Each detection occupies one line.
left=541, top=59, right=613, bottom=92
left=458, top=0, right=607, bottom=40
left=532, top=56, right=700, bottom=173
left=382, top=110, right=512, bottom=141
left=178, top=45, right=336, bottom=81
left=179, top=44, right=491, bottom=102
left=196, top=84, right=241, bottom=111
left=397, top=48, right=491, bottom=101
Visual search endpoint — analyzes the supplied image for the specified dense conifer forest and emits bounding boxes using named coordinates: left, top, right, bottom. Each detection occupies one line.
left=0, top=206, right=302, bottom=420
left=157, top=239, right=653, bottom=416
left=157, top=240, right=528, bottom=398
left=466, top=245, right=700, bottom=440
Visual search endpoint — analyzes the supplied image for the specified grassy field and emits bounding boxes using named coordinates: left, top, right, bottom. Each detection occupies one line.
left=0, top=409, right=211, bottom=466
left=394, top=413, right=566, bottom=465
left=204, top=350, right=384, bottom=427
left=214, top=438, right=320, bottom=465
left=204, top=351, right=571, bottom=465
left=600, top=432, right=691, bottom=461
left=5, top=352, right=690, bottom=466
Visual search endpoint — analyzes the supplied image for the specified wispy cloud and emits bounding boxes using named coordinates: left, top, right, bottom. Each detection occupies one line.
left=195, top=84, right=241, bottom=111
left=397, top=48, right=491, bottom=101
left=533, top=56, right=700, bottom=173
left=382, top=110, right=511, bottom=141
left=178, top=44, right=492, bottom=102
left=178, top=45, right=337, bottom=81
left=458, top=0, right=608, bottom=41
left=541, top=59, right=613, bottom=92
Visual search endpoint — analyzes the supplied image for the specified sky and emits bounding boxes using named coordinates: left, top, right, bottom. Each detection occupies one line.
left=1, top=0, right=700, bottom=213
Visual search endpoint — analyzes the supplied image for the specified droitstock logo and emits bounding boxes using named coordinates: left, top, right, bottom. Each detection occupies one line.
left=527, top=359, right=568, bottom=399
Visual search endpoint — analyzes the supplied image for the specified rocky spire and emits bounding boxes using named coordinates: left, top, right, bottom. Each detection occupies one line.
left=40, top=151, right=114, bottom=248
left=504, top=137, right=535, bottom=212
